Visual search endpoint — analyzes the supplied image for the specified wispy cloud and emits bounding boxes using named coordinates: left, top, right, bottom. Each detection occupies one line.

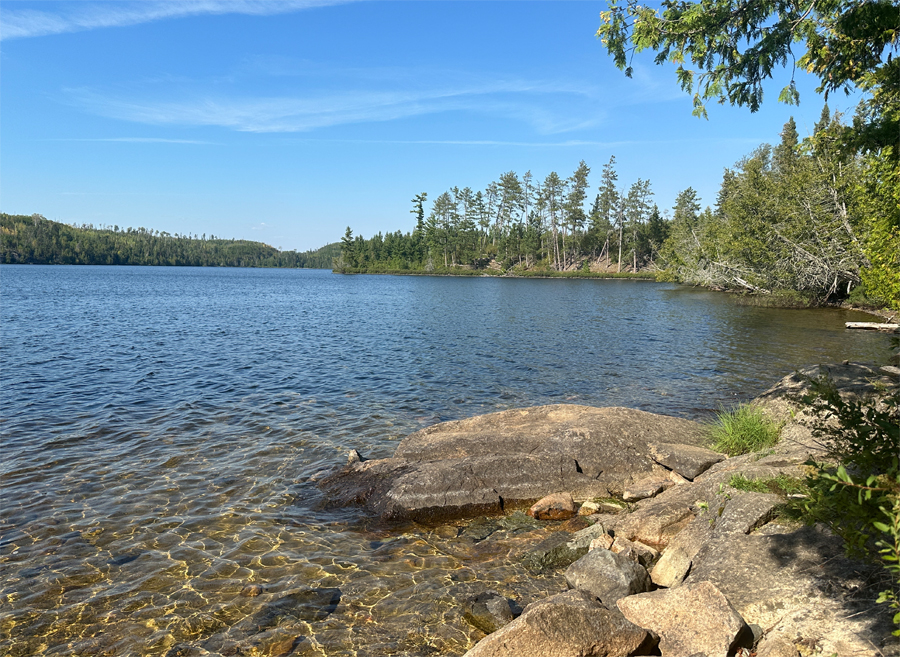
left=46, top=137, right=217, bottom=144
left=0, top=0, right=362, bottom=40
left=63, top=79, right=603, bottom=134
left=285, top=137, right=768, bottom=147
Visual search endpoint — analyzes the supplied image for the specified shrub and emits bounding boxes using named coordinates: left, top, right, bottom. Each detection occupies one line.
left=707, top=403, right=783, bottom=455
left=796, top=375, right=899, bottom=634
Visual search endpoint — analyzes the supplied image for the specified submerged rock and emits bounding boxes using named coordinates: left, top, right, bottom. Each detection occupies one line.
left=233, top=588, right=341, bottom=634
left=522, top=522, right=609, bottom=573
left=462, top=591, right=515, bottom=634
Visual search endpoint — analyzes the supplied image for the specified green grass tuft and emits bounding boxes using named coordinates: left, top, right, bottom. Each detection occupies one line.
left=707, top=403, right=783, bottom=456
left=727, top=473, right=806, bottom=496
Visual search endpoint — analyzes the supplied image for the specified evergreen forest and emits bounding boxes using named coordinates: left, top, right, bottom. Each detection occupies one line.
left=337, top=107, right=899, bottom=310
left=0, top=214, right=339, bottom=269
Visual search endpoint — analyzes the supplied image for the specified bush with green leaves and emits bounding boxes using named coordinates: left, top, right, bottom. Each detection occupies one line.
left=798, top=375, right=900, bottom=634
left=707, top=403, right=783, bottom=456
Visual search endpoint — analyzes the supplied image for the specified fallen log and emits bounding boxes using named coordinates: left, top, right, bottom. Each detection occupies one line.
left=845, top=322, right=899, bottom=331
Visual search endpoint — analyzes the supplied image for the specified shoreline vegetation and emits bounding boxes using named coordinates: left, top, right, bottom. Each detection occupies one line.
left=335, top=109, right=899, bottom=313
left=0, top=213, right=340, bottom=269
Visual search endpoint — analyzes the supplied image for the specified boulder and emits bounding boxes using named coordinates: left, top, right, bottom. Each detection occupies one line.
left=522, top=522, right=609, bottom=572
left=622, top=476, right=672, bottom=503
left=609, top=536, right=659, bottom=569
left=616, top=581, right=748, bottom=657
left=589, top=534, right=614, bottom=552
left=529, top=492, right=576, bottom=520
left=649, top=491, right=780, bottom=587
left=564, top=548, right=651, bottom=606
left=462, top=591, right=514, bottom=634
left=463, top=590, right=655, bottom=657
left=609, top=497, right=694, bottom=549
left=318, top=405, right=708, bottom=522
left=578, top=501, right=600, bottom=516
left=684, top=524, right=895, bottom=656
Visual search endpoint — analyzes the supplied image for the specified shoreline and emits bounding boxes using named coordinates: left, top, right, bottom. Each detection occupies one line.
left=334, top=267, right=896, bottom=319
left=324, top=362, right=899, bottom=656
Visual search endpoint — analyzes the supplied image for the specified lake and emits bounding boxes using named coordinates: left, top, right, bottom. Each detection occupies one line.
left=1, top=266, right=892, bottom=656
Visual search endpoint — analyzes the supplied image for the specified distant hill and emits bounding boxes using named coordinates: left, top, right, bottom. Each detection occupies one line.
left=0, top=213, right=340, bottom=269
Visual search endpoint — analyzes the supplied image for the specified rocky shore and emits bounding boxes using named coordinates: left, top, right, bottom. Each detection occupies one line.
left=320, top=362, right=899, bottom=657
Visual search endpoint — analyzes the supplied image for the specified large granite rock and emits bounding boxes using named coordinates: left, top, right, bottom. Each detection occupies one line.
left=617, top=581, right=748, bottom=657
left=564, top=549, right=651, bottom=606
left=463, top=590, right=655, bottom=657
left=684, top=523, right=895, bottom=656
left=319, top=405, right=712, bottom=522
left=650, top=491, right=781, bottom=587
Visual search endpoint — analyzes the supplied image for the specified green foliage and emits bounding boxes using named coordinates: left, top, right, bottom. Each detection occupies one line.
left=598, top=1, right=898, bottom=309
left=707, top=403, right=783, bottom=456
left=339, top=161, right=671, bottom=276
left=801, top=375, right=899, bottom=474
left=846, top=282, right=880, bottom=308
left=796, top=376, right=900, bottom=631
left=0, top=214, right=336, bottom=268
left=597, top=0, right=899, bottom=128
left=855, top=150, right=900, bottom=309
left=659, top=115, right=874, bottom=302
left=874, top=496, right=900, bottom=635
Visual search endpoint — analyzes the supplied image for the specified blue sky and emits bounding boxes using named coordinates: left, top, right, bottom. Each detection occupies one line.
left=1, top=1, right=859, bottom=252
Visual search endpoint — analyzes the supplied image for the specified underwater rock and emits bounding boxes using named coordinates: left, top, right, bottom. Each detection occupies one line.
left=233, top=587, right=341, bottom=634
left=462, top=590, right=515, bottom=634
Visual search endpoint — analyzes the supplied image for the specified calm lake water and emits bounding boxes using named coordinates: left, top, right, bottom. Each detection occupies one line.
left=1, top=266, right=892, bottom=656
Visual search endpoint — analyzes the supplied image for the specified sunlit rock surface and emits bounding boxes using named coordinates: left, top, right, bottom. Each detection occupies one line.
left=319, top=404, right=719, bottom=522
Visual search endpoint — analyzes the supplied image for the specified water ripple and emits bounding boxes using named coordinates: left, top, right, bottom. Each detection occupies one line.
left=0, top=266, right=891, bottom=656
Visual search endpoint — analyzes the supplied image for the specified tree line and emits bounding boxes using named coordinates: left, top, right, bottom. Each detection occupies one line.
left=338, top=157, right=669, bottom=276
left=0, top=214, right=339, bottom=269
left=337, top=107, right=897, bottom=308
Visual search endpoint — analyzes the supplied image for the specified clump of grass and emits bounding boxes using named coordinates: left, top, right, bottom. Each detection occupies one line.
left=728, top=473, right=806, bottom=496
left=707, top=403, right=783, bottom=456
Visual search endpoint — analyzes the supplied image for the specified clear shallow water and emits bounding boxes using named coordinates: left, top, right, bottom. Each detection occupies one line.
left=0, top=266, right=892, bottom=656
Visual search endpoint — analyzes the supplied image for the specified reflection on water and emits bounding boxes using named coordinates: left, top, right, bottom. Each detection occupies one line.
left=0, top=266, right=891, bottom=655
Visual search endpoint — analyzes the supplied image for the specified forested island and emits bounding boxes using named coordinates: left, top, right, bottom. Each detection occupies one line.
left=0, top=213, right=339, bottom=269
left=337, top=107, right=899, bottom=310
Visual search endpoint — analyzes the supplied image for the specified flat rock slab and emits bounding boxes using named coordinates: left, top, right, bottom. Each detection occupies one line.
left=319, top=405, right=710, bottom=522
left=617, top=581, right=748, bottom=657
left=464, top=590, right=654, bottom=657
left=684, top=524, right=895, bottom=656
